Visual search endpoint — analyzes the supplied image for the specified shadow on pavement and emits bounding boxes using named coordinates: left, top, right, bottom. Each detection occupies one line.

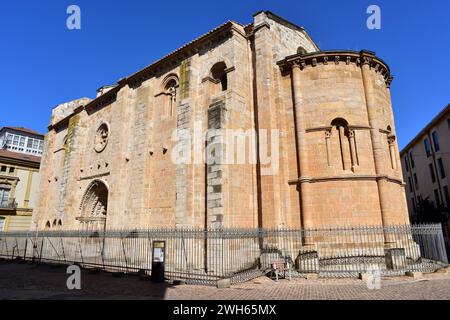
left=0, top=259, right=174, bottom=300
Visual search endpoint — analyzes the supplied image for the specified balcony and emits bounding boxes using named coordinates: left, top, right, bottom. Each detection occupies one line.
left=0, top=199, right=18, bottom=209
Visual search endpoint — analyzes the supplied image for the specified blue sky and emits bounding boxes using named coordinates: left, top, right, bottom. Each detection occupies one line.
left=0, top=1, right=449, bottom=149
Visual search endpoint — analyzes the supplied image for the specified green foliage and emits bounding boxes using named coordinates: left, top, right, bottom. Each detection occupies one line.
left=412, top=197, right=450, bottom=224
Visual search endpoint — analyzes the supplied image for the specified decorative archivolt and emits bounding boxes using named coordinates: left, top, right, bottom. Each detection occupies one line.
left=154, top=74, right=180, bottom=117
left=79, top=180, right=108, bottom=219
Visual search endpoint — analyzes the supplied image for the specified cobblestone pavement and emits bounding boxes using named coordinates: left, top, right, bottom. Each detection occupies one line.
left=0, top=261, right=449, bottom=300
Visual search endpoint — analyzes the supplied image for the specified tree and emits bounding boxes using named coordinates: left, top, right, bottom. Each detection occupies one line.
left=412, top=198, right=450, bottom=224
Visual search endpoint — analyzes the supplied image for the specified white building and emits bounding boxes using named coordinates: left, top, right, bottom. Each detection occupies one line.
left=0, top=127, right=44, bottom=156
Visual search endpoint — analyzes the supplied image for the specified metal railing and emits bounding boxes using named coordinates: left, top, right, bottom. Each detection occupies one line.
left=0, top=224, right=447, bottom=285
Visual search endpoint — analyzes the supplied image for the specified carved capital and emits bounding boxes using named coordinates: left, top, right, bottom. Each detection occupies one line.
left=348, top=129, right=355, bottom=139
left=334, top=56, right=340, bottom=65
left=388, top=134, right=396, bottom=145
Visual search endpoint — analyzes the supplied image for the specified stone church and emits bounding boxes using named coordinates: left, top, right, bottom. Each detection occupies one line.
left=32, top=11, right=410, bottom=232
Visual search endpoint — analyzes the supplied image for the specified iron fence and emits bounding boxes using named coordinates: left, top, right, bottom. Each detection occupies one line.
left=0, top=224, right=447, bottom=285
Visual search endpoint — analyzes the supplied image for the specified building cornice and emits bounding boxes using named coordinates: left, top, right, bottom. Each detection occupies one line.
left=126, top=22, right=246, bottom=88
left=277, top=50, right=393, bottom=88
left=289, top=174, right=404, bottom=186
left=0, top=156, right=40, bottom=169
left=400, top=103, right=450, bottom=156
left=45, top=21, right=248, bottom=127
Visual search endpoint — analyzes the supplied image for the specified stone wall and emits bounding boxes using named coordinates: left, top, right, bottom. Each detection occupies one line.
left=32, top=12, right=410, bottom=237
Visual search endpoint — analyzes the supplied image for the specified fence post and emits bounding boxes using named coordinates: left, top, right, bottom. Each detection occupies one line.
left=121, top=231, right=128, bottom=273
left=23, top=236, right=28, bottom=261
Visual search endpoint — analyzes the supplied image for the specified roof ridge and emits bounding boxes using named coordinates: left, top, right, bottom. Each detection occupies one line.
left=126, top=20, right=242, bottom=81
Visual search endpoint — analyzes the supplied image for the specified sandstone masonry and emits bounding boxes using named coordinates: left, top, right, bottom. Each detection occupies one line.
left=32, top=11, right=410, bottom=237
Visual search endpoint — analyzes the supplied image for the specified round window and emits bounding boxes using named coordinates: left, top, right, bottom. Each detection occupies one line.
left=94, top=123, right=109, bottom=153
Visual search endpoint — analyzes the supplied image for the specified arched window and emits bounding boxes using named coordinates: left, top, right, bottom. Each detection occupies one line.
left=162, top=75, right=179, bottom=117
left=331, top=118, right=359, bottom=171
left=211, top=62, right=228, bottom=91
left=386, top=125, right=397, bottom=170
left=45, top=221, right=51, bottom=229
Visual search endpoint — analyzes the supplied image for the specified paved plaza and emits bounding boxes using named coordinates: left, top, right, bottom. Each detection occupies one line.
left=0, top=261, right=449, bottom=300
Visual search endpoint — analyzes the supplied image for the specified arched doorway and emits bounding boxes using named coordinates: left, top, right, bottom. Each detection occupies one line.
left=77, top=180, right=108, bottom=232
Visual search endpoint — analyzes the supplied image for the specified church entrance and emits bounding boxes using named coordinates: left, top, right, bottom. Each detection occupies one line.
left=77, top=180, right=108, bottom=232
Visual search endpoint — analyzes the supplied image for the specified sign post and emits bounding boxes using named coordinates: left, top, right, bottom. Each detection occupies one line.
left=151, top=241, right=166, bottom=283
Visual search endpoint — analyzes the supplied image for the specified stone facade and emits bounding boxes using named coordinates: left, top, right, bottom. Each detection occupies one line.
left=32, top=11, right=410, bottom=235
left=401, top=104, right=450, bottom=212
left=401, top=103, right=450, bottom=237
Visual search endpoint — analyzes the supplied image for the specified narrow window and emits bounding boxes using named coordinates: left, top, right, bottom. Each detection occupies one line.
left=424, top=138, right=431, bottom=158
left=12, top=135, right=19, bottom=146
left=411, top=198, right=416, bottom=213
left=438, top=158, right=446, bottom=179
left=414, top=173, right=419, bottom=190
left=432, top=131, right=440, bottom=152
left=0, top=187, right=10, bottom=208
left=429, top=163, right=436, bottom=183
left=211, top=62, right=228, bottom=91
left=408, top=177, right=413, bottom=192
left=409, top=151, right=415, bottom=168
left=434, top=189, right=441, bottom=207
left=443, top=186, right=450, bottom=207
left=447, top=118, right=450, bottom=131
left=404, top=156, right=409, bottom=172
left=163, top=78, right=178, bottom=117
left=6, top=134, right=12, bottom=145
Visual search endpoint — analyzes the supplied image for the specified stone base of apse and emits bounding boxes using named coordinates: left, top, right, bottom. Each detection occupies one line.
left=295, top=240, right=422, bottom=273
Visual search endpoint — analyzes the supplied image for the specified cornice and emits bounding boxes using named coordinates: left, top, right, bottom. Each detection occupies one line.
left=278, top=50, right=393, bottom=88
left=289, top=174, right=404, bottom=186
left=400, top=103, right=450, bottom=156
left=306, top=125, right=371, bottom=133
left=47, top=22, right=246, bottom=123
left=84, top=87, right=119, bottom=115
left=251, top=22, right=271, bottom=35
left=0, top=157, right=40, bottom=169
left=126, top=23, right=244, bottom=88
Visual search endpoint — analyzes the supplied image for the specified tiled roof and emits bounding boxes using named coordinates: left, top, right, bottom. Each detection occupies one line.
left=2, top=127, right=45, bottom=137
left=127, top=20, right=243, bottom=82
left=0, top=149, right=41, bottom=164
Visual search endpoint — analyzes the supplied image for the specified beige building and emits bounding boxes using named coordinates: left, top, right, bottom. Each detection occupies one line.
left=33, top=11, right=410, bottom=237
left=401, top=103, right=450, bottom=217
left=0, top=127, right=43, bottom=231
